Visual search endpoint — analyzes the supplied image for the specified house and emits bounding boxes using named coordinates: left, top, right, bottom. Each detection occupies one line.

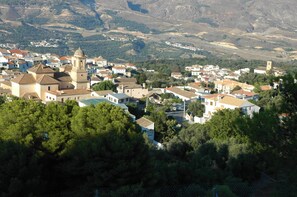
left=231, top=89, right=258, bottom=100
left=45, top=89, right=92, bottom=102
left=114, top=77, right=137, bottom=85
left=191, top=68, right=202, bottom=76
left=254, top=67, right=267, bottom=75
left=0, top=49, right=9, bottom=67
left=165, top=87, right=198, bottom=101
left=59, top=56, right=71, bottom=64
left=171, top=72, right=183, bottom=79
left=114, top=77, right=148, bottom=99
left=91, top=90, right=114, bottom=98
left=146, top=92, right=162, bottom=104
left=94, top=56, right=108, bottom=67
left=136, top=117, right=155, bottom=141
left=78, top=98, right=135, bottom=120
left=112, top=66, right=126, bottom=75
left=90, top=76, right=102, bottom=86
left=117, top=83, right=148, bottom=99
left=107, top=93, right=130, bottom=104
left=202, top=94, right=260, bottom=122
left=224, top=72, right=240, bottom=80
left=215, top=79, right=254, bottom=94
left=125, top=63, right=137, bottom=70
left=9, top=49, right=28, bottom=58
left=17, top=59, right=31, bottom=72
left=97, top=69, right=112, bottom=78
left=9, top=48, right=90, bottom=102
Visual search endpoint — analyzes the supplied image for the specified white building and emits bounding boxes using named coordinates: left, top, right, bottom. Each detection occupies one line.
left=202, top=94, right=260, bottom=122
left=136, top=117, right=155, bottom=141
left=112, top=66, right=126, bottom=75
left=107, top=93, right=130, bottom=104
left=165, top=87, right=198, bottom=101
left=215, top=79, right=254, bottom=94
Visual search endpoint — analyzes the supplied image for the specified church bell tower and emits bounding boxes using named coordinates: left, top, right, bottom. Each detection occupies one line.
left=70, top=48, right=90, bottom=89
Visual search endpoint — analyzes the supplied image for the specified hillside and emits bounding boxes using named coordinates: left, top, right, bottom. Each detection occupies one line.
left=1, top=0, right=297, bottom=61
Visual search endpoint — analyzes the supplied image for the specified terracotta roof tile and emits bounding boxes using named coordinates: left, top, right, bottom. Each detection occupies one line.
left=28, top=64, right=55, bottom=74
left=47, top=89, right=91, bottom=96
left=36, top=75, right=60, bottom=85
left=167, top=87, right=197, bottom=99
left=232, top=89, right=256, bottom=97
left=93, top=90, right=114, bottom=96
left=54, top=72, right=72, bottom=82
left=11, top=74, right=36, bottom=84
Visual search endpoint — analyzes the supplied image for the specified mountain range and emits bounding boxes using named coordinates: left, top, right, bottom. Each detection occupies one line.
left=1, top=0, right=297, bottom=61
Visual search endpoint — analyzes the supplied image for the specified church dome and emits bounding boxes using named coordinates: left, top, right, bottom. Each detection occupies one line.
left=74, top=47, right=85, bottom=57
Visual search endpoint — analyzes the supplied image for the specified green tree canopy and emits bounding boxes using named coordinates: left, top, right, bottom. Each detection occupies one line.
left=187, top=101, right=205, bottom=117
left=63, top=103, right=153, bottom=190
left=92, top=80, right=116, bottom=92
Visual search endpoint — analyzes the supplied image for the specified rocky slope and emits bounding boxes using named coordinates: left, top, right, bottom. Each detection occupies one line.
left=1, top=0, right=297, bottom=61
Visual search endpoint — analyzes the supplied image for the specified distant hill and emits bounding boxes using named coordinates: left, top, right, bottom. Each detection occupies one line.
left=1, top=0, right=297, bottom=61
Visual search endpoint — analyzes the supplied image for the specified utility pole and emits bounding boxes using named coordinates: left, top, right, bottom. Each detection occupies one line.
left=183, top=100, right=186, bottom=119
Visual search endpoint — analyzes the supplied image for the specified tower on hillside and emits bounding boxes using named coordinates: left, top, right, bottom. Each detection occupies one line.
left=266, top=61, right=273, bottom=75
left=70, top=48, right=90, bottom=89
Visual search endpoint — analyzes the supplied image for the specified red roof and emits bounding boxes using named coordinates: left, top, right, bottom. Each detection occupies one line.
left=60, top=56, right=70, bottom=61
left=9, top=49, right=28, bottom=56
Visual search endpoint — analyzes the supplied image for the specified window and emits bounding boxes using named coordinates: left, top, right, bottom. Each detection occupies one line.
left=48, top=86, right=51, bottom=91
left=81, top=74, right=83, bottom=76
left=210, top=102, right=213, bottom=106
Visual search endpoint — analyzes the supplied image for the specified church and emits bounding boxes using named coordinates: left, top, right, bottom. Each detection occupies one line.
left=11, top=48, right=92, bottom=102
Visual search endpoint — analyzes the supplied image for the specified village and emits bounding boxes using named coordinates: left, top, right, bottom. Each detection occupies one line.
left=0, top=47, right=286, bottom=146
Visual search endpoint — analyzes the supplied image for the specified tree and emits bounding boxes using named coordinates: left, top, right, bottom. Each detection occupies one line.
left=0, top=95, right=6, bottom=105
left=64, top=103, right=153, bottom=190
left=187, top=101, right=205, bottom=117
left=35, top=102, right=73, bottom=155
left=92, top=80, right=116, bottom=92
left=136, top=73, right=147, bottom=85
left=0, top=99, right=44, bottom=146
left=0, top=140, right=45, bottom=196
left=206, top=109, right=244, bottom=141
left=147, top=107, right=178, bottom=142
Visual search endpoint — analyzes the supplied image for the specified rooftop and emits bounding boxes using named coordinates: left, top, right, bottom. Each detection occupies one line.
left=108, top=93, right=130, bottom=100
left=11, top=74, right=36, bottom=84
left=166, top=87, right=197, bottom=99
left=28, top=64, right=55, bottom=74
left=79, top=98, right=128, bottom=110
left=93, top=90, right=114, bottom=96
left=54, top=72, right=72, bottom=82
left=215, top=79, right=254, bottom=90
left=219, top=96, right=253, bottom=107
left=231, top=89, right=257, bottom=97
left=47, top=89, right=91, bottom=96
left=136, top=117, right=154, bottom=128
left=36, top=75, right=60, bottom=85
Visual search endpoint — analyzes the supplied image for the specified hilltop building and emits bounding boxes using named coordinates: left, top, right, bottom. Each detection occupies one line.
left=9, top=48, right=91, bottom=102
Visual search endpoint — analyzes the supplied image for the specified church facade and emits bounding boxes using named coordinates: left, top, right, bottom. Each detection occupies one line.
left=11, top=48, right=91, bottom=102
